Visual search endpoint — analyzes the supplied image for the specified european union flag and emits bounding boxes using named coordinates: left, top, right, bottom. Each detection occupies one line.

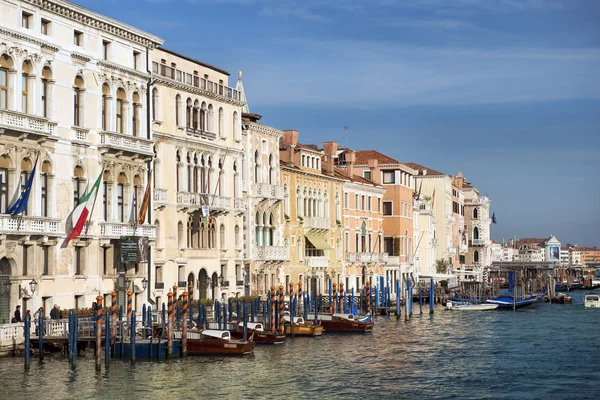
left=5, top=156, right=38, bottom=216
left=492, top=212, right=497, bottom=224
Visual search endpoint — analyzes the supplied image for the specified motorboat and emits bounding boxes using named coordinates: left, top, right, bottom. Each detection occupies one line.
left=485, top=295, right=537, bottom=309
left=551, top=293, right=573, bottom=304
left=316, top=313, right=374, bottom=333
left=185, top=329, right=255, bottom=356
left=446, top=302, right=498, bottom=311
left=283, top=313, right=324, bottom=337
left=584, top=293, right=600, bottom=308
left=232, top=322, right=286, bottom=345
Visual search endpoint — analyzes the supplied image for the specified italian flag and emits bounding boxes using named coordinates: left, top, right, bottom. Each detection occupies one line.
left=66, top=171, right=103, bottom=244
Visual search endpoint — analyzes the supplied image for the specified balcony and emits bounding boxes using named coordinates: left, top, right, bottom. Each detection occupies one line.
left=71, top=126, right=89, bottom=142
left=345, top=252, right=388, bottom=264
left=177, top=192, right=230, bottom=215
left=306, top=256, right=329, bottom=268
left=470, top=239, right=491, bottom=246
left=0, top=215, right=63, bottom=237
left=99, top=130, right=154, bottom=159
left=99, top=222, right=156, bottom=239
left=253, top=246, right=290, bottom=262
left=459, top=243, right=468, bottom=253
left=186, top=127, right=216, bottom=141
left=153, top=189, right=167, bottom=209
left=303, top=216, right=330, bottom=231
left=253, top=183, right=284, bottom=202
left=233, top=198, right=246, bottom=214
left=0, top=109, right=57, bottom=142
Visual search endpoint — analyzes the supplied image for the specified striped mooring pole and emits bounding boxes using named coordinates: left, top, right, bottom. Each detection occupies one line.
left=340, top=283, right=345, bottom=314
left=188, top=282, right=194, bottom=328
left=104, top=310, right=110, bottom=369
left=270, top=286, right=276, bottom=331
left=278, top=285, right=284, bottom=334
left=111, top=291, right=117, bottom=351
left=127, top=289, right=133, bottom=327
left=366, top=281, right=371, bottom=315
left=95, top=295, right=103, bottom=371
left=182, top=291, right=188, bottom=357
left=167, top=291, right=173, bottom=358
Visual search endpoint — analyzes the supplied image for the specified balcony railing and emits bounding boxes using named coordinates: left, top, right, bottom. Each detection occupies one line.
left=99, top=222, right=156, bottom=239
left=233, top=198, right=246, bottom=211
left=99, top=130, right=154, bottom=157
left=303, top=216, right=330, bottom=230
left=253, top=246, right=290, bottom=261
left=471, top=239, right=491, bottom=246
left=177, top=192, right=231, bottom=211
left=0, top=109, right=57, bottom=137
left=253, top=183, right=284, bottom=201
left=153, top=189, right=167, bottom=206
left=345, top=252, right=389, bottom=263
left=152, top=61, right=242, bottom=102
left=71, top=126, right=89, bottom=142
left=185, top=126, right=216, bottom=141
left=306, top=256, right=329, bottom=268
left=208, top=194, right=231, bottom=210
left=0, top=215, right=63, bottom=236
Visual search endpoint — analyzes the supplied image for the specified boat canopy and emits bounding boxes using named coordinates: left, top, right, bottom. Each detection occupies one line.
left=283, top=315, right=304, bottom=324
left=202, top=330, right=230, bottom=340
left=332, top=313, right=354, bottom=320
left=240, top=322, right=263, bottom=331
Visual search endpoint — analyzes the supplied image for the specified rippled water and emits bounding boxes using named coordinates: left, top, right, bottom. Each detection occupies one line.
left=2, top=291, right=600, bottom=400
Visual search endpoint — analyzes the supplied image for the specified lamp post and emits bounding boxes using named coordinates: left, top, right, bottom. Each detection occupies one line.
left=125, top=277, right=132, bottom=291
left=141, top=277, right=148, bottom=291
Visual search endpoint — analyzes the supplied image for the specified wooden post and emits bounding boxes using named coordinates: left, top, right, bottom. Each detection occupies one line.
left=167, top=291, right=173, bottom=359
left=182, top=291, right=188, bottom=357
left=111, top=291, right=117, bottom=353
left=95, top=295, right=103, bottom=371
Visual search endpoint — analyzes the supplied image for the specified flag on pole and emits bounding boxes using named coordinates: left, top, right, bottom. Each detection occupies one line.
left=492, top=212, right=497, bottom=224
left=416, top=180, right=422, bottom=201
left=431, top=188, right=436, bottom=207
left=65, top=170, right=103, bottom=244
left=136, top=171, right=152, bottom=225
left=5, top=156, right=38, bottom=215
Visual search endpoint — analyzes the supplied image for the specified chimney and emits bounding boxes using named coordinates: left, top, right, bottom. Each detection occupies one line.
left=323, top=141, right=338, bottom=176
left=282, top=130, right=299, bottom=165
left=368, top=159, right=379, bottom=184
left=422, top=169, right=427, bottom=176
left=345, top=150, right=355, bottom=178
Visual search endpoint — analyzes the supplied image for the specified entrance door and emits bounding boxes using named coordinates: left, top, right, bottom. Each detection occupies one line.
left=0, top=258, right=12, bottom=324
left=198, top=269, right=208, bottom=299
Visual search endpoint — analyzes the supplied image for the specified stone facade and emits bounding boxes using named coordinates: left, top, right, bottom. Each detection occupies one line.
left=462, top=183, right=492, bottom=281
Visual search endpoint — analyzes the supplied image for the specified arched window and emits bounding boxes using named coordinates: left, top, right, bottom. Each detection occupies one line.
left=218, top=107, right=224, bottom=138
left=296, top=187, right=302, bottom=217
left=117, top=172, right=127, bottom=222
left=234, top=225, right=240, bottom=249
left=132, top=91, right=141, bottom=137
left=193, top=154, right=199, bottom=193
left=268, top=213, right=274, bottom=246
left=473, top=227, right=479, bottom=240
left=186, top=98, right=192, bottom=128
left=302, top=155, right=306, bottom=167
left=208, top=104, right=214, bottom=132
left=175, top=94, right=182, bottom=126
left=200, top=222, right=206, bottom=248
left=218, top=158, right=225, bottom=196
left=41, top=161, right=52, bottom=217
left=41, top=66, right=53, bottom=118
left=208, top=221, right=216, bottom=249
left=474, top=250, right=479, bottom=263
left=186, top=153, right=192, bottom=192
left=473, top=208, right=479, bottom=219
left=101, top=83, right=110, bottom=130
left=152, top=88, right=160, bottom=121
left=116, top=88, right=126, bottom=133
left=0, top=54, right=15, bottom=110
left=233, top=111, right=239, bottom=140
left=73, top=75, right=84, bottom=127
left=19, top=158, right=32, bottom=215
left=175, top=151, right=181, bottom=192
left=132, top=174, right=142, bottom=222
left=268, top=154, right=274, bottom=184
left=255, top=212, right=261, bottom=246
left=233, top=161, right=240, bottom=199
left=284, top=184, right=289, bottom=216
left=254, top=150, right=260, bottom=184
left=102, top=169, right=112, bottom=221
left=177, top=221, right=184, bottom=249
left=219, top=224, right=225, bottom=249
left=73, top=165, right=86, bottom=209
left=21, top=60, right=33, bottom=113
left=360, top=221, right=367, bottom=252
left=201, top=102, right=207, bottom=131
left=193, top=100, right=200, bottom=130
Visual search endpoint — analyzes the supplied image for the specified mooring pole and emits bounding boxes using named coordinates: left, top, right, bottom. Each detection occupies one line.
left=182, top=291, right=188, bottom=357
left=111, top=291, right=117, bottom=355
left=104, top=310, right=110, bottom=369
left=167, top=291, right=173, bottom=359
left=24, top=314, right=31, bottom=369
left=95, top=295, right=103, bottom=371
left=429, top=278, right=435, bottom=314
left=419, top=288, right=423, bottom=314
left=130, top=310, right=136, bottom=365
left=119, top=305, right=124, bottom=358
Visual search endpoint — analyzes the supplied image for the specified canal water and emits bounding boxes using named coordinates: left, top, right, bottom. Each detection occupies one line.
left=1, top=291, right=599, bottom=400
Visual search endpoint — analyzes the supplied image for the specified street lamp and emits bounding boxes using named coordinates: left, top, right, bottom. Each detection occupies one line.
left=125, top=277, right=132, bottom=290
left=3, top=281, right=10, bottom=295
left=141, top=277, right=148, bottom=291
left=29, top=279, right=37, bottom=295
left=218, top=273, right=224, bottom=286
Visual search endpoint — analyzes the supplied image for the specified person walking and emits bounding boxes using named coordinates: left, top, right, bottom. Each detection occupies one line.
left=50, top=304, right=59, bottom=320
left=13, top=305, right=22, bottom=323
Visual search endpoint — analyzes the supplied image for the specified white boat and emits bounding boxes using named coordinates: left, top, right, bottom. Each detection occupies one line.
left=446, top=302, right=498, bottom=311
left=584, top=294, right=600, bottom=308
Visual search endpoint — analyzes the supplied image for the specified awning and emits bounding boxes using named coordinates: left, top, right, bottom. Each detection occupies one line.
left=305, top=234, right=332, bottom=250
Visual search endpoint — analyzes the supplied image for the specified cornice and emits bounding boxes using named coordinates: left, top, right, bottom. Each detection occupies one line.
left=24, top=0, right=164, bottom=48
left=153, top=131, right=244, bottom=156
left=97, top=60, right=150, bottom=81
left=245, top=122, right=283, bottom=138
left=0, top=27, right=59, bottom=52
left=154, top=77, right=245, bottom=107
left=71, top=51, right=90, bottom=62
left=343, top=181, right=385, bottom=195
left=281, top=164, right=346, bottom=184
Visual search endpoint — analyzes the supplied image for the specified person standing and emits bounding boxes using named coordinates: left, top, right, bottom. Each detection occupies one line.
left=50, top=304, right=59, bottom=320
left=13, top=305, right=22, bottom=323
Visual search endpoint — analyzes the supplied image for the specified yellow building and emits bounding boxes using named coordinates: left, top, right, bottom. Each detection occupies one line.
left=277, top=132, right=344, bottom=296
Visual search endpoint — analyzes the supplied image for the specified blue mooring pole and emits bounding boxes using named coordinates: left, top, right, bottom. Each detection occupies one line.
left=430, top=278, right=435, bottom=314
left=142, top=304, right=146, bottom=328
left=67, top=311, right=73, bottom=364
left=24, top=314, right=30, bottom=369
left=73, top=313, right=78, bottom=365
left=38, top=313, right=44, bottom=360
left=104, top=310, right=110, bottom=369
left=419, top=288, right=423, bottom=314
left=243, top=303, right=248, bottom=341
left=161, top=303, right=166, bottom=336
left=130, top=310, right=136, bottom=364
left=119, top=305, right=124, bottom=358
left=396, top=279, right=401, bottom=318
left=148, top=306, right=153, bottom=359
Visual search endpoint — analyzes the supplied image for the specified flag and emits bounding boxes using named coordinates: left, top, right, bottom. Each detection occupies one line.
left=65, top=170, right=103, bottom=244
left=492, top=212, right=497, bottom=224
left=136, top=172, right=152, bottom=225
left=5, top=156, right=38, bottom=215
left=416, top=181, right=422, bottom=201
left=431, top=188, right=436, bottom=207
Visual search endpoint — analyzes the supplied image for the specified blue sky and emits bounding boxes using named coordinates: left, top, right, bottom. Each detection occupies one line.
left=79, top=0, right=600, bottom=246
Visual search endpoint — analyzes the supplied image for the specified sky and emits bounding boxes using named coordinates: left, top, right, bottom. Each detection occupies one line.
left=77, top=0, right=600, bottom=246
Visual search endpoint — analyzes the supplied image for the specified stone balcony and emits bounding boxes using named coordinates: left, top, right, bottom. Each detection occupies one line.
left=253, top=183, right=284, bottom=202
left=253, top=245, right=290, bottom=262
left=302, top=216, right=330, bottom=231
left=0, top=215, right=63, bottom=237
left=233, top=198, right=246, bottom=214
left=176, top=192, right=231, bottom=215
left=185, top=127, right=216, bottom=141
left=0, top=109, right=57, bottom=142
left=153, top=189, right=168, bottom=209
left=345, top=252, right=389, bottom=264
left=470, top=239, right=491, bottom=246
left=306, top=256, right=329, bottom=268
left=99, top=130, right=154, bottom=160
left=99, top=222, right=156, bottom=239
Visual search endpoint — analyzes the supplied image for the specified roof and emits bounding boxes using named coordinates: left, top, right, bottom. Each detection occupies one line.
left=333, top=168, right=381, bottom=187
left=404, top=162, right=446, bottom=177
left=157, top=47, right=230, bottom=76
left=297, top=143, right=322, bottom=152
left=354, top=150, right=399, bottom=165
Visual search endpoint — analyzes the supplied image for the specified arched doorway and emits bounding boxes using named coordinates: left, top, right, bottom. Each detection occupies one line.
left=212, top=272, right=219, bottom=300
left=198, top=269, right=208, bottom=300
left=187, top=272, right=195, bottom=298
left=0, top=258, right=12, bottom=324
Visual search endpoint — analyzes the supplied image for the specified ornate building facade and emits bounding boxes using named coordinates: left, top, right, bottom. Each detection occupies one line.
left=0, top=0, right=163, bottom=322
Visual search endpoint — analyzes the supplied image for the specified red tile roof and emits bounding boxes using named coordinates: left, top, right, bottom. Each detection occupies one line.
left=403, top=162, right=446, bottom=176
left=354, top=150, right=399, bottom=165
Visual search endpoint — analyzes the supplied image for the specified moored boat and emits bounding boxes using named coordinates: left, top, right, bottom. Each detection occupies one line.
left=446, top=302, right=498, bottom=311
left=485, top=295, right=537, bottom=309
left=231, top=322, right=286, bottom=345
left=551, top=293, right=573, bottom=304
left=316, top=313, right=374, bottom=333
left=186, top=329, right=255, bottom=356
left=283, top=314, right=324, bottom=337
left=584, top=293, right=600, bottom=308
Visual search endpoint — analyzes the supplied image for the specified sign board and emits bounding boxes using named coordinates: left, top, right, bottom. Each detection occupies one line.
left=120, top=236, right=139, bottom=264
left=138, top=236, right=150, bottom=263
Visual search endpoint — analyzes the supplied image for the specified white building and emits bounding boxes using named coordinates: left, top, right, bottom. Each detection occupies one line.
left=0, top=0, right=163, bottom=322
